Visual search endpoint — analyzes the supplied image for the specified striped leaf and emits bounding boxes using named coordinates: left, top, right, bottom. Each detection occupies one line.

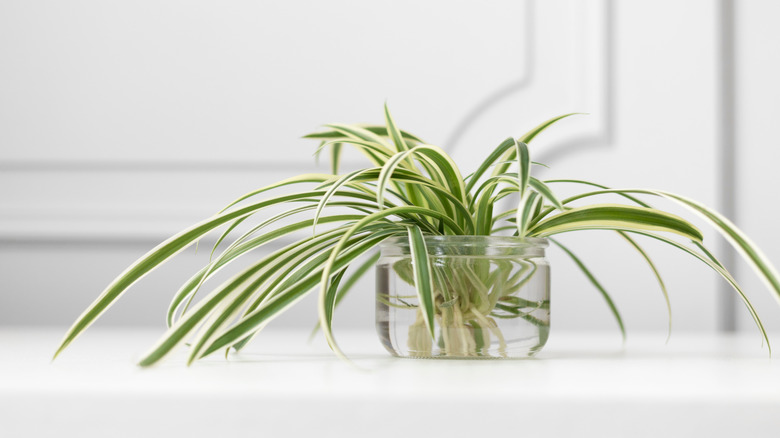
left=303, top=124, right=423, bottom=143
left=204, top=233, right=398, bottom=358
left=529, top=204, right=704, bottom=242
left=551, top=238, right=626, bottom=340
left=625, top=230, right=770, bottom=351
left=309, top=252, right=381, bottom=340
left=53, top=107, right=780, bottom=365
left=515, top=139, right=530, bottom=198
left=377, top=149, right=418, bottom=211
left=516, top=192, right=542, bottom=237
left=384, top=103, right=411, bottom=154
left=407, top=225, right=436, bottom=338
left=617, top=231, right=671, bottom=339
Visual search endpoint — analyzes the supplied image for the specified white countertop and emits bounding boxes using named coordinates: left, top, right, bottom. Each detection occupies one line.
left=2, top=328, right=780, bottom=437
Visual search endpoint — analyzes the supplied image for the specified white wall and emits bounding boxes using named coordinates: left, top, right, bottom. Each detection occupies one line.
left=734, top=0, right=780, bottom=333
left=1, top=0, right=778, bottom=339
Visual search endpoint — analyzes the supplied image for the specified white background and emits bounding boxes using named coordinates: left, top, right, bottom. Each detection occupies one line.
left=1, top=0, right=779, bottom=339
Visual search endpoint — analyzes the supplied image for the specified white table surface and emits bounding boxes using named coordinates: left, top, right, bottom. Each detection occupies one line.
left=2, top=328, right=780, bottom=437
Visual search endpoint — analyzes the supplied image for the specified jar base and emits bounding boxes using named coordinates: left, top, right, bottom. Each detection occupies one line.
left=377, top=324, right=549, bottom=359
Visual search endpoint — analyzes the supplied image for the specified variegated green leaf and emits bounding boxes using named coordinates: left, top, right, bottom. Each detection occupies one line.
left=54, top=106, right=780, bottom=365
left=551, top=238, right=626, bottom=340
left=529, top=204, right=703, bottom=242
left=617, top=231, right=671, bottom=339
left=384, top=103, right=411, bottom=154
left=303, top=124, right=423, bottom=143
left=407, top=225, right=436, bottom=338
left=515, top=139, right=530, bottom=198
left=625, top=230, right=770, bottom=351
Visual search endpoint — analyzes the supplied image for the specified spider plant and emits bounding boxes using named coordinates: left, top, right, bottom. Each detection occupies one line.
left=53, top=105, right=780, bottom=365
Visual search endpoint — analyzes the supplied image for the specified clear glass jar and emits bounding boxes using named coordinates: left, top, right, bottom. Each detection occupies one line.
left=376, top=236, right=550, bottom=359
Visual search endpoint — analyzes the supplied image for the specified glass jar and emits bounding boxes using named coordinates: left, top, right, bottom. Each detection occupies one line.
left=376, top=236, right=550, bottom=359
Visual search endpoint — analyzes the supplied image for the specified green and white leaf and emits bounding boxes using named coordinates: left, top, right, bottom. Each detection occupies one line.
left=53, top=106, right=780, bottom=365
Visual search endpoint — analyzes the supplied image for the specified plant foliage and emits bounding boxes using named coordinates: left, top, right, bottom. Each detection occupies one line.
left=54, top=105, right=780, bottom=365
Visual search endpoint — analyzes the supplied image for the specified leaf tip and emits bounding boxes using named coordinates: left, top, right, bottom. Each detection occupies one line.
left=51, top=336, right=72, bottom=363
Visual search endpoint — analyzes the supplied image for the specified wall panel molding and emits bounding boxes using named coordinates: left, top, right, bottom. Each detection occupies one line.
left=0, top=0, right=613, bottom=242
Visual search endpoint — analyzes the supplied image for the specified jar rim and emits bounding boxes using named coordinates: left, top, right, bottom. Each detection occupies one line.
left=380, top=235, right=549, bottom=248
